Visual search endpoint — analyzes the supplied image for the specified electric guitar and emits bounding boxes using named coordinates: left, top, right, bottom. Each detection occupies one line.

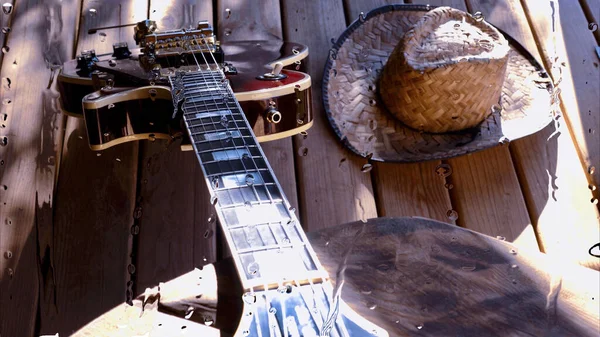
left=58, top=20, right=387, bottom=337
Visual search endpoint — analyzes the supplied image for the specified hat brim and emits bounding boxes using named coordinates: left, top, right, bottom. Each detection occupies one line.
left=323, top=4, right=554, bottom=162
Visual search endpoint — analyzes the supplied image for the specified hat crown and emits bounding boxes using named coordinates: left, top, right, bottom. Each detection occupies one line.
left=402, top=7, right=510, bottom=71
left=380, top=6, right=511, bottom=134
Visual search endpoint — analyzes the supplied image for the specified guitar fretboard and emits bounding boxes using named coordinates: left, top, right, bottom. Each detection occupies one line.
left=171, top=69, right=327, bottom=290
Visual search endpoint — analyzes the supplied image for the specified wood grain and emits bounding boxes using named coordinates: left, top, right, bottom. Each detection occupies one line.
left=217, top=0, right=299, bottom=214
left=521, top=0, right=600, bottom=198
left=411, top=1, right=537, bottom=251
left=510, top=0, right=600, bottom=269
left=40, top=0, right=145, bottom=334
left=344, top=0, right=454, bottom=225
left=0, top=0, right=79, bottom=336
left=309, top=217, right=600, bottom=337
left=281, top=0, right=378, bottom=232
left=134, top=0, right=216, bottom=295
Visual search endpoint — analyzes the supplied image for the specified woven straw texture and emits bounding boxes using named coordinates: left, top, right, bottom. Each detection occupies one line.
left=323, top=4, right=554, bottom=162
left=381, top=7, right=509, bottom=133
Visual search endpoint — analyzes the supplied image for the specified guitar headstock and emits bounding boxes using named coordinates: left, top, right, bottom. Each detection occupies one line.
left=235, top=282, right=388, bottom=337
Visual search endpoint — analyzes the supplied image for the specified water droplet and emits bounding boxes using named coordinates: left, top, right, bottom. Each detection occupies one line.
left=241, top=153, right=250, bottom=160
left=283, top=238, right=291, bottom=244
left=511, top=264, right=518, bottom=269
left=512, top=279, right=517, bottom=285
left=99, top=32, right=107, bottom=42
left=184, top=307, right=194, bottom=319
left=242, top=292, right=256, bottom=305
left=435, top=163, right=452, bottom=178
left=369, top=99, right=376, bottom=106
left=133, top=206, right=142, bottom=219
left=243, top=330, right=250, bottom=336
left=592, top=198, right=599, bottom=205
left=203, top=316, right=214, bottom=326
left=225, top=8, right=231, bottom=19
left=220, top=115, right=228, bottom=127
left=496, top=236, right=506, bottom=241
left=461, top=265, right=476, bottom=271
left=1, top=27, right=10, bottom=34
left=368, top=119, right=377, bottom=130
left=96, top=153, right=101, bottom=157
left=368, top=303, right=377, bottom=310
left=499, top=136, right=510, bottom=145
left=361, top=163, right=373, bottom=173
left=244, top=200, right=252, bottom=209
left=588, top=166, right=596, bottom=175
left=359, top=12, right=366, bottom=22
left=491, top=104, right=502, bottom=114
left=1, top=46, right=8, bottom=54
left=7, top=267, right=13, bottom=277
left=510, top=248, right=518, bottom=255
left=444, top=183, right=454, bottom=190
left=360, top=285, right=372, bottom=295
left=300, top=131, right=308, bottom=139
left=2, top=98, right=10, bottom=105
left=130, top=225, right=140, bottom=235
left=2, top=3, right=13, bottom=15
left=416, top=324, right=424, bottom=330
left=446, top=210, right=458, bottom=221
left=269, top=307, right=277, bottom=314
left=4, top=250, right=12, bottom=259
left=224, top=28, right=232, bottom=36
left=376, top=263, right=391, bottom=273
left=210, top=195, right=218, bottom=206
left=127, top=264, right=136, bottom=274
left=245, top=174, right=255, bottom=186
left=203, top=229, right=213, bottom=239
left=298, top=147, right=308, bottom=156
left=589, top=23, right=598, bottom=32
left=247, top=262, right=259, bottom=275
left=472, top=11, right=484, bottom=22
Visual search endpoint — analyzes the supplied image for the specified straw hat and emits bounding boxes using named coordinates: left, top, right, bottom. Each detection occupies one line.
left=323, top=4, right=555, bottom=162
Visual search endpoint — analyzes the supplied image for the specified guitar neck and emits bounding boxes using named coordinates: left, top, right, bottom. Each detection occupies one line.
left=171, top=69, right=328, bottom=290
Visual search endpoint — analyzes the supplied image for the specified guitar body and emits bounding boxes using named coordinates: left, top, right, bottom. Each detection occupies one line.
left=57, top=40, right=312, bottom=150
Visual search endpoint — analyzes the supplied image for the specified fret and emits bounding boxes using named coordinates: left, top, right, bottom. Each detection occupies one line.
left=172, top=69, right=326, bottom=290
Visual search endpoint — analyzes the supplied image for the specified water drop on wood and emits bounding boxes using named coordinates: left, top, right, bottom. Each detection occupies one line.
left=1, top=27, right=9, bottom=34
left=298, top=147, right=308, bottom=156
left=224, top=28, right=232, bottom=36
left=2, top=3, right=13, bottom=15
left=446, top=209, right=458, bottom=221
left=361, top=163, right=373, bottom=173
left=435, top=163, right=452, bottom=178
left=589, top=22, right=598, bottom=32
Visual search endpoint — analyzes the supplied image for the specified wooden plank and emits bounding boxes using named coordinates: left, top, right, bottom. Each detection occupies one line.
left=280, top=0, right=378, bottom=232
left=410, top=1, right=537, bottom=250
left=135, top=0, right=215, bottom=295
left=0, top=0, right=80, bottom=336
left=38, top=0, right=146, bottom=334
left=343, top=0, right=454, bottom=224
left=509, top=0, right=600, bottom=269
left=521, top=0, right=600, bottom=197
left=216, top=0, right=299, bottom=214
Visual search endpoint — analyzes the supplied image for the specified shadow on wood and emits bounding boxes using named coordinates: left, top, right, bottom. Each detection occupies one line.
left=72, top=217, right=600, bottom=337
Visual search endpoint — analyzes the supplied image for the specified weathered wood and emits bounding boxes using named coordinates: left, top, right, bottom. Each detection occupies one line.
left=0, top=0, right=79, bottom=336
left=217, top=0, right=299, bottom=214
left=135, top=0, right=216, bottom=295
left=309, top=217, right=600, bottom=337
left=343, top=0, right=454, bottom=225
left=509, top=0, right=600, bottom=269
left=40, top=0, right=145, bottom=334
left=281, top=0, right=378, bottom=232
left=521, top=0, right=600, bottom=198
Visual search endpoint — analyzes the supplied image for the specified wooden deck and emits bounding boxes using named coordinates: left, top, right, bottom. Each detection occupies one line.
left=0, top=0, right=598, bottom=336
